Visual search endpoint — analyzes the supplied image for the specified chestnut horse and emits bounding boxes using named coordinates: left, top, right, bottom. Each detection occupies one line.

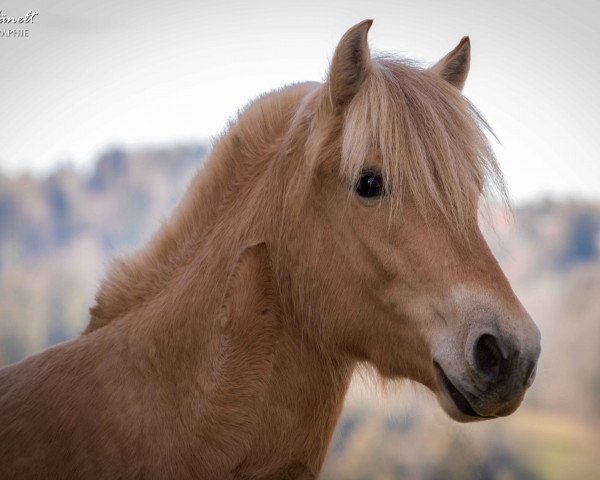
left=0, top=20, right=540, bottom=479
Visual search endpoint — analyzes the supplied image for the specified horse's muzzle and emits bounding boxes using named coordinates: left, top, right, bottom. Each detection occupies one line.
left=434, top=324, right=541, bottom=422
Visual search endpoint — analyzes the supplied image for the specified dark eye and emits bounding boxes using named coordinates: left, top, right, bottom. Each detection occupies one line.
left=355, top=171, right=384, bottom=198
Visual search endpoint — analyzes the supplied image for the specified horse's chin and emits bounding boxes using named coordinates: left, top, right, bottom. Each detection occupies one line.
left=433, top=362, right=503, bottom=423
left=437, top=398, right=494, bottom=423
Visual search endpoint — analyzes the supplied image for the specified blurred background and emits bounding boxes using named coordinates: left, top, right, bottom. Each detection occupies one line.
left=1, top=1, right=599, bottom=479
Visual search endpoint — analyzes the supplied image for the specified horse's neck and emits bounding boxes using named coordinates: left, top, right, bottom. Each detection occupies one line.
left=126, top=228, right=353, bottom=473
left=98, top=183, right=352, bottom=474
left=193, top=313, right=353, bottom=476
left=86, top=83, right=352, bottom=472
left=104, top=239, right=352, bottom=475
left=247, top=329, right=353, bottom=475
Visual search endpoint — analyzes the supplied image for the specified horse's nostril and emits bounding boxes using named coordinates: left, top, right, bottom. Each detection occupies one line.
left=474, top=334, right=506, bottom=380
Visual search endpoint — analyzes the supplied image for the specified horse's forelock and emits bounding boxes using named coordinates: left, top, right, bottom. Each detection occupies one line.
left=339, top=56, right=506, bottom=234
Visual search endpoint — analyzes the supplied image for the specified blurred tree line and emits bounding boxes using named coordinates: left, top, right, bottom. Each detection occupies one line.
left=0, top=144, right=206, bottom=364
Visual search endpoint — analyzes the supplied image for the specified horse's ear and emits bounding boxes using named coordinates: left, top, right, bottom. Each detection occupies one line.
left=430, top=36, right=471, bottom=91
left=327, top=19, right=373, bottom=110
left=221, top=243, right=280, bottom=334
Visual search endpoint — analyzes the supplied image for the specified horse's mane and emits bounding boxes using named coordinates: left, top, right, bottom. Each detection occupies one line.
left=340, top=56, right=506, bottom=233
left=87, top=83, right=314, bottom=332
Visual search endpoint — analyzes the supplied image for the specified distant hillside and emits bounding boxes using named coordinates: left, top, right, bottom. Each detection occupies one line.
left=0, top=144, right=206, bottom=362
left=1, top=144, right=599, bottom=479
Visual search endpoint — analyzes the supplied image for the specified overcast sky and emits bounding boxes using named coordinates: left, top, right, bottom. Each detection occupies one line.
left=1, top=0, right=599, bottom=202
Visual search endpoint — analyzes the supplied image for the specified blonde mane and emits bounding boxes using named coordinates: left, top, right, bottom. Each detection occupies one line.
left=341, top=56, right=506, bottom=232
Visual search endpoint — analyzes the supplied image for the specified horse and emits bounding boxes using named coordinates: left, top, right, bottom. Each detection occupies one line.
left=0, top=20, right=541, bottom=479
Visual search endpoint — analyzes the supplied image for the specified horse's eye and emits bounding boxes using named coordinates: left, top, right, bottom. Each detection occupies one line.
left=355, top=172, right=384, bottom=198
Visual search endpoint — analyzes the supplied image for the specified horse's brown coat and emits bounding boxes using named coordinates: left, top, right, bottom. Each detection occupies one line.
left=0, top=20, right=540, bottom=479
